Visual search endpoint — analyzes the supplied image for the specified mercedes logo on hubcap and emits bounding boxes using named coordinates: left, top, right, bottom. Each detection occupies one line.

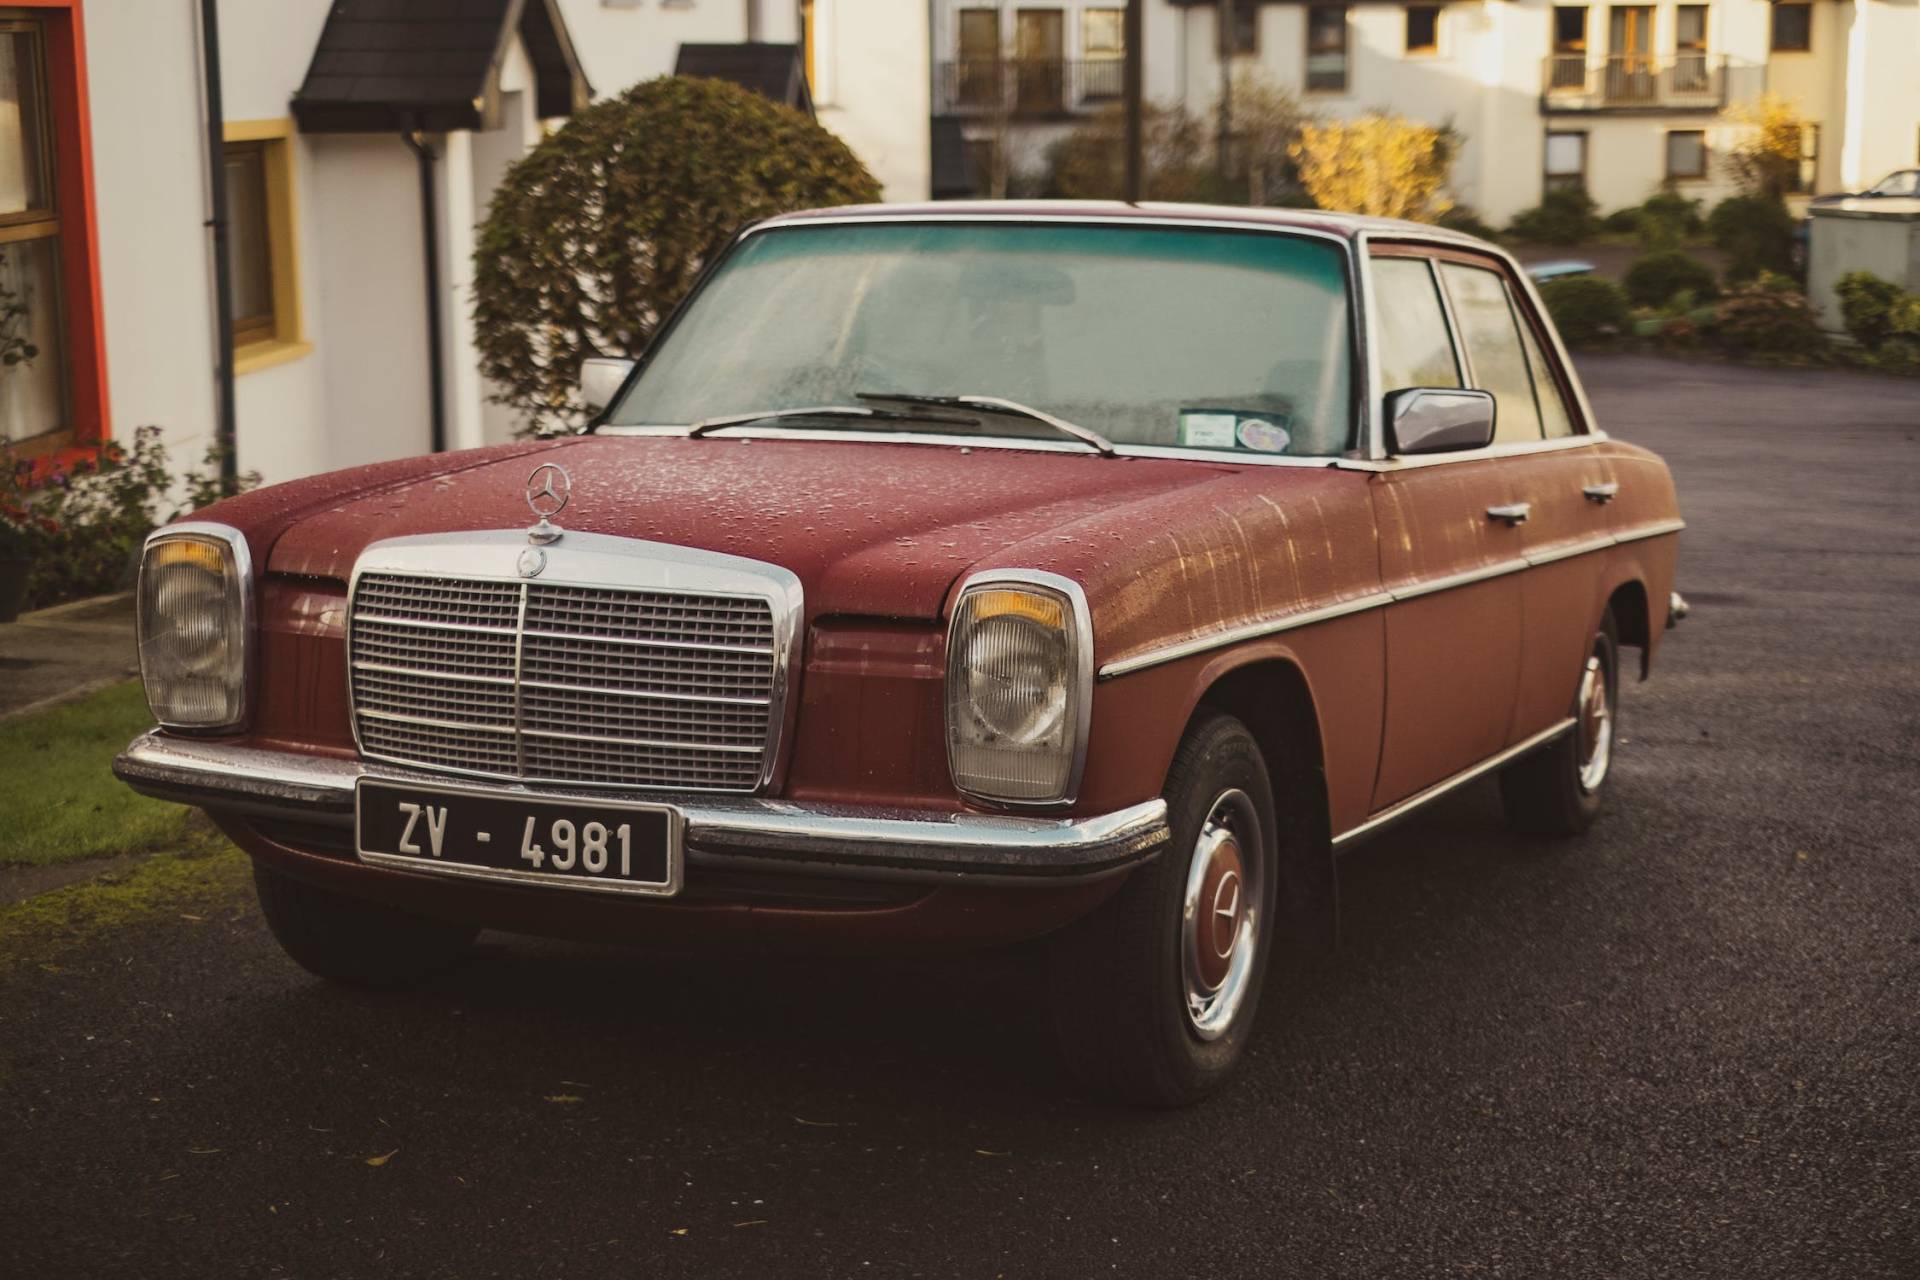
left=1210, top=870, right=1242, bottom=959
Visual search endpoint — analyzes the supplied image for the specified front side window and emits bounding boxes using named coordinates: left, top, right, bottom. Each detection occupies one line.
left=611, top=222, right=1356, bottom=457
left=0, top=18, right=64, bottom=445
left=1371, top=256, right=1460, bottom=392
left=1439, top=262, right=1543, bottom=444
left=1306, top=6, right=1349, bottom=91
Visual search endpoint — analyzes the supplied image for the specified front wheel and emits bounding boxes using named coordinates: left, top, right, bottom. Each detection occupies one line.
left=254, top=863, right=478, bottom=988
left=1501, top=607, right=1620, bottom=837
left=1046, top=712, right=1279, bottom=1106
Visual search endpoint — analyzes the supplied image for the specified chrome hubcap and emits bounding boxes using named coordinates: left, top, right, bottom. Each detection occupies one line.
left=1576, top=651, right=1613, bottom=793
left=1182, top=789, right=1263, bottom=1041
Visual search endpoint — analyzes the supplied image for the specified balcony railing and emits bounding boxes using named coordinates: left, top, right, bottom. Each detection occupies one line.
left=935, top=58, right=1126, bottom=119
left=1542, top=54, right=1749, bottom=112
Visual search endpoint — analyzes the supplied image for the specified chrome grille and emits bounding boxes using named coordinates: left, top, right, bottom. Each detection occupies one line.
left=349, top=571, right=780, bottom=791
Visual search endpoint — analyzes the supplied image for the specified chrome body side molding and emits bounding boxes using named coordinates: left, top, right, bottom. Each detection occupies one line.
left=1098, top=520, right=1684, bottom=679
left=1330, top=717, right=1577, bottom=850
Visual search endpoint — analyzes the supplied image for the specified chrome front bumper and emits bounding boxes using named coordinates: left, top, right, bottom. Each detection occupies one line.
left=113, top=732, right=1168, bottom=886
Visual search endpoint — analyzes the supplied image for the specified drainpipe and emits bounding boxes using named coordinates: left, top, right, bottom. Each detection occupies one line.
left=197, top=0, right=238, bottom=494
left=402, top=130, right=448, bottom=455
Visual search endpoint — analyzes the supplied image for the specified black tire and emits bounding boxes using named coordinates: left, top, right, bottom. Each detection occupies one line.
left=1046, top=711, right=1280, bottom=1106
left=1501, top=606, right=1621, bottom=837
left=253, top=863, right=478, bottom=988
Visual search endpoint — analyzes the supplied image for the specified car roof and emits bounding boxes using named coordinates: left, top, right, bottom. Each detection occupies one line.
left=758, top=199, right=1493, bottom=250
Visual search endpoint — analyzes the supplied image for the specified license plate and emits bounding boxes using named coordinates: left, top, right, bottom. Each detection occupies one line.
left=354, top=779, right=682, bottom=897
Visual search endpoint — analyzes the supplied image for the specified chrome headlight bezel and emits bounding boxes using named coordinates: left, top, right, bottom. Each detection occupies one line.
left=944, top=569, right=1093, bottom=809
left=136, top=522, right=254, bottom=734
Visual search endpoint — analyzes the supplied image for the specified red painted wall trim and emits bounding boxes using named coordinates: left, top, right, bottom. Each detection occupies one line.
left=12, top=0, right=110, bottom=448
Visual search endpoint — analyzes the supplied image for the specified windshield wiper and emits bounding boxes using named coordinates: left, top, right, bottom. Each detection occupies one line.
left=855, top=392, right=1117, bottom=457
left=686, top=404, right=980, bottom=438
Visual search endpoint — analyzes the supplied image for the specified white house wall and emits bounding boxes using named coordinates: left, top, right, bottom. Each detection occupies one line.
left=811, top=0, right=932, bottom=200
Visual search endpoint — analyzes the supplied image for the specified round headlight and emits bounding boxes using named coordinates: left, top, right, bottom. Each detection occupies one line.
left=960, top=612, right=1068, bottom=745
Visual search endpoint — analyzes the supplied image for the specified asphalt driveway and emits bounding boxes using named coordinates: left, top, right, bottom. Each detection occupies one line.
left=3, top=355, right=1917, bottom=1278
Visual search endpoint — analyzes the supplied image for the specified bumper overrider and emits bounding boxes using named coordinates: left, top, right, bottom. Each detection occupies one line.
left=113, top=732, right=1170, bottom=889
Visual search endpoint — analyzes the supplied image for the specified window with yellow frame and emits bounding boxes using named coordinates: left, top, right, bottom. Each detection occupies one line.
left=221, top=120, right=307, bottom=373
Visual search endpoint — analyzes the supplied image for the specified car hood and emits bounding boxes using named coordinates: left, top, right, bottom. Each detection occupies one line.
left=264, top=434, right=1245, bottom=620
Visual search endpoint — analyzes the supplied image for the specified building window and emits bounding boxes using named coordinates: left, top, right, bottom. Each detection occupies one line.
left=1675, top=4, right=1707, bottom=51
left=1405, top=5, right=1440, bottom=54
left=1306, top=6, right=1349, bottom=92
left=1219, top=2, right=1258, bottom=57
left=1665, top=130, right=1707, bottom=181
left=221, top=121, right=306, bottom=372
left=1771, top=3, right=1811, bottom=52
left=1544, top=130, right=1587, bottom=192
left=0, top=18, right=64, bottom=446
left=1789, top=123, right=1819, bottom=194
left=1548, top=6, right=1588, bottom=88
left=1082, top=8, right=1124, bottom=100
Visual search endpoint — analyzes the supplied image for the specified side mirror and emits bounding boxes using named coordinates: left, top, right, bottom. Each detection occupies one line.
left=579, top=357, right=636, bottom=416
left=1384, top=387, right=1496, bottom=455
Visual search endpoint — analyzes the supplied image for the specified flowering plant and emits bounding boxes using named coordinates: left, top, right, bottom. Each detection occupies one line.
left=0, top=427, right=259, bottom=610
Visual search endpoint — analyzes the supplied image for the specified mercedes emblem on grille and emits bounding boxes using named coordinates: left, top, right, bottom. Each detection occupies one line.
left=517, top=547, right=546, bottom=578
left=525, top=462, right=570, bottom=547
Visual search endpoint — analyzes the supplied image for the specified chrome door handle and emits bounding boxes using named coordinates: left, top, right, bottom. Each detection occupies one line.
left=1486, top=502, right=1531, bottom=526
left=1582, top=482, right=1620, bottom=504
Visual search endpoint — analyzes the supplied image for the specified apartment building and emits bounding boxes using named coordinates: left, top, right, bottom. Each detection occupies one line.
left=2, top=0, right=927, bottom=485
left=932, top=0, right=1920, bottom=222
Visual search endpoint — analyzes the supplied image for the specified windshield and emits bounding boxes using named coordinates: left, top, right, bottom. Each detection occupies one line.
left=607, top=221, right=1356, bottom=457
left=1869, top=171, right=1919, bottom=196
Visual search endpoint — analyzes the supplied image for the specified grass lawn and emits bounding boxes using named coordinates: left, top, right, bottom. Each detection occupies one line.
left=0, top=679, right=191, bottom=867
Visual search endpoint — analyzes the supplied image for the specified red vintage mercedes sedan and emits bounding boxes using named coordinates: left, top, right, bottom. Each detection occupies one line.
left=116, top=203, right=1684, bottom=1105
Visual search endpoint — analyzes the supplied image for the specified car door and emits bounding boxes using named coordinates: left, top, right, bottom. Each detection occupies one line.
left=1366, top=251, right=1525, bottom=810
left=1434, top=259, right=1618, bottom=744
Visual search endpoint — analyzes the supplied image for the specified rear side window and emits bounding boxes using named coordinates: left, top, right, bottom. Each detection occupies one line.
left=1440, top=261, right=1543, bottom=443
left=1514, top=307, right=1578, bottom=438
left=1371, top=256, right=1461, bottom=391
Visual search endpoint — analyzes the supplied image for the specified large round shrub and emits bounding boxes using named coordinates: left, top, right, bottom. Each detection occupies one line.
left=1834, top=270, right=1905, bottom=349
left=474, top=77, right=881, bottom=429
left=1537, top=275, right=1631, bottom=347
left=1623, top=249, right=1720, bottom=308
left=1706, top=195, right=1796, bottom=282
left=1506, top=187, right=1600, bottom=245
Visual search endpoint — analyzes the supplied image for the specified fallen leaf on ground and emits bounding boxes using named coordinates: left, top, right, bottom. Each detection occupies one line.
left=733, top=1220, right=767, bottom=1228
left=544, top=1094, right=584, bottom=1104
left=366, top=1150, right=399, bottom=1167
left=974, top=1148, right=1009, bottom=1157
left=793, top=1117, right=841, bottom=1127
left=669, top=1228, right=688, bottom=1236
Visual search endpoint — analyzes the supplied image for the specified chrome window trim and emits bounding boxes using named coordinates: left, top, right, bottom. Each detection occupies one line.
left=345, top=531, right=803, bottom=794
left=137, top=521, right=256, bottom=735
left=946, top=567, right=1095, bottom=811
left=1097, top=519, right=1684, bottom=679
left=1354, top=227, right=1608, bottom=457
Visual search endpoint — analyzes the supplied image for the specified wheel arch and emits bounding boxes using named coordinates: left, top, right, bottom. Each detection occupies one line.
left=1187, top=653, right=1339, bottom=955
left=1601, top=573, right=1653, bottom=679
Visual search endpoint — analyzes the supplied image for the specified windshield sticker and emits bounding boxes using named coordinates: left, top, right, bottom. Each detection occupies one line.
left=1178, top=412, right=1240, bottom=450
left=1235, top=417, right=1291, bottom=454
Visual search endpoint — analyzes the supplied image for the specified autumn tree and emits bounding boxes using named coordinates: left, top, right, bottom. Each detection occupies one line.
left=1289, top=112, right=1458, bottom=222
left=1720, top=93, right=1811, bottom=201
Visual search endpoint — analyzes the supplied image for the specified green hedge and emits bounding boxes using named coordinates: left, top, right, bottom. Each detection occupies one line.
left=1624, top=250, right=1720, bottom=308
left=1538, top=275, right=1631, bottom=347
